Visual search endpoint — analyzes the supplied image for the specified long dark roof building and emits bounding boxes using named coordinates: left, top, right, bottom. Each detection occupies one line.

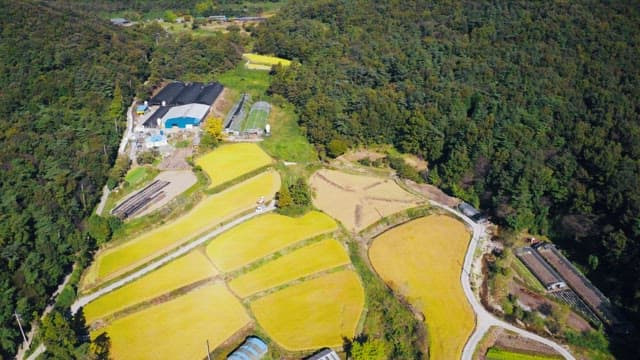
left=174, top=82, right=204, bottom=105
left=195, top=83, right=224, bottom=105
left=149, top=82, right=185, bottom=106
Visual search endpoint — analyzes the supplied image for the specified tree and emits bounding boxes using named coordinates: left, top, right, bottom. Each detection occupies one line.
left=203, top=116, right=224, bottom=140
left=86, top=215, right=111, bottom=245
left=277, top=183, right=292, bottom=209
left=351, top=338, right=386, bottom=360
left=327, top=138, right=348, bottom=158
left=163, top=10, right=177, bottom=23
left=290, top=178, right=311, bottom=207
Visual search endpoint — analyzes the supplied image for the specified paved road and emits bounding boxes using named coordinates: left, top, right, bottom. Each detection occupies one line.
left=428, top=201, right=576, bottom=360
left=117, top=102, right=135, bottom=155
left=72, top=202, right=276, bottom=314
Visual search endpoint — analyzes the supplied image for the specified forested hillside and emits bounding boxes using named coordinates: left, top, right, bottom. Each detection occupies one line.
left=255, top=0, right=640, bottom=343
left=0, top=1, right=242, bottom=357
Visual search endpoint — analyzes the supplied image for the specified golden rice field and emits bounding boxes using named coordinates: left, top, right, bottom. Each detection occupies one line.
left=206, top=211, right=337, bottom=272
left=83, top=251, right=216, bottom=324
left=195, top=143, right=273, bottom=188
left=250, top=270, right=364, bottom=351
left=242, top=53, right=292, bottom=67
left=83, top=171, right=280, bottom=288
left=369, top=215, right=474, bottom=360
left=97, top=283, right=250, bottom=360
left=310, top=168, right=423, bottom=231
left=229, top=239, right=350, bottom=298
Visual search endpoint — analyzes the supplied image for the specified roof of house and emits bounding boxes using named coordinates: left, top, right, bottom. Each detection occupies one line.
left=136, top=104, right=148, bottom=111
left=227, top=337, right=267, bottom=360
left=163, top=103, right=210, bottom=122
left=174, top=82, right=204, bottom=105
left=143, top=106, right=170, bottom=128
left=305, top=348, right=340, bottom=360
left=149, top=82, right=186, bottom=105
left=195, top=83, right=224, bottom=105
left=459, top=202, right=480, bottom=217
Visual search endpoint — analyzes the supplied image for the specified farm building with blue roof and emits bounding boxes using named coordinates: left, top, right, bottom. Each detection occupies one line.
left=227, top=336, right=267, bottom=360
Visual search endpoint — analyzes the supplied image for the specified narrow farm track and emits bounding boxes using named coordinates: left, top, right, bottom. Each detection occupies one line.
left=428, top=200, right=576, bottom=360
left=71, top=202, right=276, bottom=314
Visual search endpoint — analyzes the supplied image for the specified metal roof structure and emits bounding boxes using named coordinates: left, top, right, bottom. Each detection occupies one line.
left=305, top=349, right=340, bottom=360
left=195, top=83, right=224, bottom=105
left=149, top=82, right=185, bottom=106
left=163, top=103, right=209, bottom=121
left=227, top=337, right=267, bottom=360
left=174, top=82, right=204, bottom=105
left=143, top=106, right=170, bottom=128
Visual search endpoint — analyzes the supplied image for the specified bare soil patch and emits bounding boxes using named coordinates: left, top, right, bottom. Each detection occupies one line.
left=134, top=171, right=197, bottom=218
left=211, top=87, right=234, bottom=119
left=310, top=169, right=424, bottom=232
left=475, top=327, right=560, bottom=359
left=405, top=180, right=460, bottom=207
left=158, top=147, right=192, bottom=170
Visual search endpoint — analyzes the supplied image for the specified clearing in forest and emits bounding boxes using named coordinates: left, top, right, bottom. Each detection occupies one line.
left=250, top=270, right=364, bottom=351
left=206, top=211, right=337, bottom=272
left=195, top=143, right=273, bottom=188
left=310, top=168, right=423, bottom=231
left=229, top=238, right=350, bottom=298
left=242, top=53, right=291, bottom=70
left=96, top=283, right=250, bottom=360
left=83, top=251, right=216, bottom=324
left=83, top=170, right=280, bottom=288
left=369, top=215, right=474, bottom=360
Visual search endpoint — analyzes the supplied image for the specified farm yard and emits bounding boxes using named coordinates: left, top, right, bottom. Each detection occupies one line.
left=369, top=215, right=474, bottom=360
left=243, top=53, right=292, bottom=70
left=206, top=211, right=338, bottom=272
left=250, top=270, right=365, bottom=351
left=310, top=168, right=424, bottom=231
left=95, top=283, right=250, bottom=360
left=229, top=239, right=350, bottom=298
left=195, top=143, right=273, bottom=188
left=82, top=170, right=280, bottom=288
left=83, top=251, right=216, bottom=323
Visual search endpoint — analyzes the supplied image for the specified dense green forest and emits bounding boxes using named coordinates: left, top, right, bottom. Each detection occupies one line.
left=0, top=1, right=242, bottom=357
left=255, top=0, right=640, bottom=350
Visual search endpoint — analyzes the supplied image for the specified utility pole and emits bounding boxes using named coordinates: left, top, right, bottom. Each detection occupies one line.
left=206, top=340, right=212, bottom=360
left=14, top=311, right=28, bottom=345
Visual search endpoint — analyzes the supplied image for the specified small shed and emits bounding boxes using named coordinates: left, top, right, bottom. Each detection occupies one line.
left=136, top=104, right=149, bottom=115
left=227, top=337, right=267, bottom=360
left=145, top=134, right=167, bottom=149
left=305, top=348, right=340, bottom=360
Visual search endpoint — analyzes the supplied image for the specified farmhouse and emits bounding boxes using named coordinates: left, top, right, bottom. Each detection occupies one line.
left=143, top=81, right=223, bottom=130
left=535, top=243, right=619, bottom=325
left=515, top=247, right=567, bottom=291
left=227, top=336, right=268, bottom=360
left=162, top=103, right=209, bottom=129
left=305, top=348, right=340, bottom=360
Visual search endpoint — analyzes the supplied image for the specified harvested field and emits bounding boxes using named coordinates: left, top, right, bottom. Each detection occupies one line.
left=229, top=239, right=350, bottom=298
left=250, top=270, right=364, bottom=350
left=196, top=143, right=273, bottom=188
left=84, top=251, right=216, bottom=324
left=369, top=215, right=473, bottom=360
left=310, top=169, right=423, bottom=231
left=98, top=283, right=250, bottom=360
left=206, top=211, right=337, bottom=272
left=83, top=171, right=280, bottom=288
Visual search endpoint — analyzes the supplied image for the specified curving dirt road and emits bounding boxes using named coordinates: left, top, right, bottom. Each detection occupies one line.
left=428, top=200, right=576, bottom=360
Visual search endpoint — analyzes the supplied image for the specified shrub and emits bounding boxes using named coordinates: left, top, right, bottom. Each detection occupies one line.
left=327, top=138, right=348, bottom=158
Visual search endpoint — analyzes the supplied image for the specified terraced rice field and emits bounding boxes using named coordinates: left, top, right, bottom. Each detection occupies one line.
left=83, top=171, right=280, bottom=288
left=310, top=168, right=423, bottom=231
left=195, top=143, right=273, bottom=188
left=83, top=251, right=216, bottom=323
left=369, top=215, right=473, bottom=360
left=229, top=239, right=350, bottom=298
left=206, top=211, right=337, bottom=272
left=250, top=270, right=364, bottom=350
left=243, top=53, right=291, bottom=69
left=97, top=283, right=250, bottom=360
